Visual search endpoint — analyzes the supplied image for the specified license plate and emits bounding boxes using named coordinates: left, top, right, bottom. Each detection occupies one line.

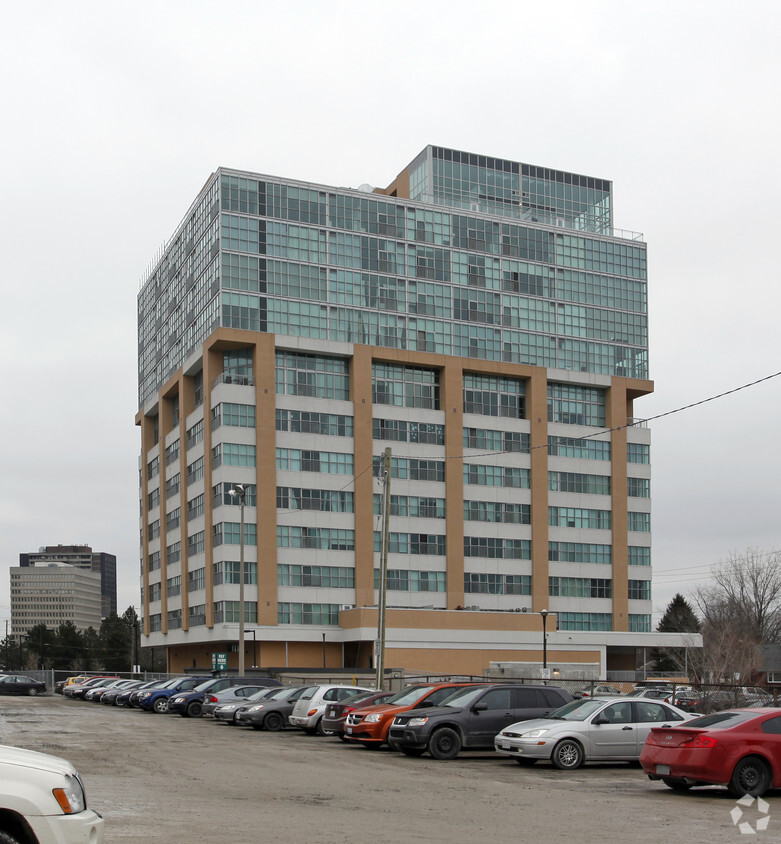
left=656, top=764, right=671, bottom=775
left=346, top=727, right=352, bottom=734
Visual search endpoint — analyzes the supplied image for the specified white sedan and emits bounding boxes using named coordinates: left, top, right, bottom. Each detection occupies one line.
left=495, top=696, right=692, bottom=769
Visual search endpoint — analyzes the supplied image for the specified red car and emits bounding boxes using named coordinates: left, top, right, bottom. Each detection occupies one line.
left=640, top=708, right=781, bottom=797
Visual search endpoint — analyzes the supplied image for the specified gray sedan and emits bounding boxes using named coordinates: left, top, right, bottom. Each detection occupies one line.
left=205, top=685, right=279, bottom=718
left=494, top=696, right=692, bottom=769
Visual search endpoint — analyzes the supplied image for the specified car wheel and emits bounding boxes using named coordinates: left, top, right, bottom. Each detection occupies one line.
left=400, top=746, right=425, bottom=757
left=153, top=698, right=169, bottom=714
left=187, top=701, right=203, bottom=718
left=663, top=778, right=692, bottom=791
left=316, top=717, right=335, bottom=737
left=428, top=727, right=462, bottom=760
left=514, top=758, right=537, bottom=766
left=27, top=687, right=39, bottom=696
left=0, top=830, right=23, bottom=844
left=728, top=756, right=772, bottom=798
left=551, top=739, right=584, bottom=770
left=264, top=712, right=284, bottom=731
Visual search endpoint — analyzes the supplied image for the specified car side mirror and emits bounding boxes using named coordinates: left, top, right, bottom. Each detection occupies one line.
left=472, top=702, right=488, bottom=712
left=593, top=717, right=608, bottom=725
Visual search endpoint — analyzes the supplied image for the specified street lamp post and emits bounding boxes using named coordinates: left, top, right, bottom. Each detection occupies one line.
left=540, top=609, right=549, bottom=671
left=228, top=484, right=246, bottom=676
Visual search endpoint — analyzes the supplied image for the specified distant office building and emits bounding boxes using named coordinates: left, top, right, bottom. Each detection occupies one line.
left=19, top=544, right=117, bottom=617
left=10, top=562, right=103, bottom=634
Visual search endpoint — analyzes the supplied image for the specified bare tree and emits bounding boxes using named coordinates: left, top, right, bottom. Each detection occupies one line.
left=692, top=548, right=781, bottom=682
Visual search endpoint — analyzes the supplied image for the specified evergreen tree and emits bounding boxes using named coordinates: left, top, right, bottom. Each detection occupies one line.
left=651, top=593, right=701, bottom=675
left=51, top=622, right=85, bottom=670
left=99, top=613, right=131, bottom=672
left=658, top=594, right=701, bottom=633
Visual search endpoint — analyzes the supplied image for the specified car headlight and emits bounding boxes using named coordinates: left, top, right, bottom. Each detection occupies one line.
left=173, top=697, right=184, bottom=703
left=408, top=717, right=428, bottom=727
left=520, top=728, right=550, bottom=738
left=139, top=692, right=151, bottom=699
left=52, top=774, right=86, bottom=814
left=247, top=705, right=264, bottom=712
left=366, top=714, right=382, bottom=723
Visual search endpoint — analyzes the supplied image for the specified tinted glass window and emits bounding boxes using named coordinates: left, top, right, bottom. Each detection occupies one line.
left=481, top=689, right=512, bottom=709
left=661, top=706, right=684, bottom=721
left=514, top=688, right=544, bottom=708
left=686, top=711, right=758, bottom=729
left=635, top=701, right=667, bottom=723
left=600, top=702, right=632, bottom=724
left=542, top=689, right=569, bottom=707
left=761, top=716, right=781, bottom=735
left=322, top=688, right=341, bottom=701
left=299, top=686, right=317, bottom=700
left=427, top=687, right=464, bottom=705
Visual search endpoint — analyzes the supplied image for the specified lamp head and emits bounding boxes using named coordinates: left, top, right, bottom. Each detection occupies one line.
left=540, top=608, right=549, bottom=618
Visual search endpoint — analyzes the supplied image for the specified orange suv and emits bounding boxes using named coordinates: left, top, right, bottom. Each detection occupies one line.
left=344, top=683, right=484, bottom=748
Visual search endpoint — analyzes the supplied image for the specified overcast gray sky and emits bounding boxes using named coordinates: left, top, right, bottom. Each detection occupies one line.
left=1, top=0, right=779, bottom=630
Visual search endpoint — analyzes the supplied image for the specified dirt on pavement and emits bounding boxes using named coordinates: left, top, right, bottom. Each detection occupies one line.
left=0, top=696, right=772, bottom=843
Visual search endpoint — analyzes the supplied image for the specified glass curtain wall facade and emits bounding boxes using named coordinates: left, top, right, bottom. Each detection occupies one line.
left=137, top=145, right=652, bottom=668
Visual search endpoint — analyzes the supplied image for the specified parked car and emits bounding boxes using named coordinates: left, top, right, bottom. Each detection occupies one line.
left=54, top=675, right=89, bottom=695
left=102, top=680, right=146, bottom=705
left=0, top=744, right=104, bottom=843
left=641, top=708, right=781, bottom=797
left=213, top=687, right=286, bottom=725
left=578, top=684, right=625, bottom=698
left=288, top=685, right=376, bottom=735
left=344, top=683, right=485, bottom=748
left=202, top=685, right=278, bottom=717
left=137, top=676, right=210, bottom=713
left=124, top=678, right=177, bottom=708
left=322, top=690, right=395, bottom=739
left=388, top=683, right=573, bottom=760
left=230, top=686, right=309, bottom=729
left=64, top=676, right=120, bottom=699
left=495, top=695, right=691, bottom=768
left=625, top=687, right=672, bottom=701
left=85, top=679, right=138, bottom=702
left=169, top=676, right=282, bottom=717
left=0, top=675, right=48, bottom=696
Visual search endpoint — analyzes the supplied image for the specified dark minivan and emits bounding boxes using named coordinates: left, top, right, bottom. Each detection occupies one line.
left=387, top=683, right=573, bottom=759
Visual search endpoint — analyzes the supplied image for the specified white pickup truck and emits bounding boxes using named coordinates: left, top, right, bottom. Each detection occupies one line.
left=0, top=745, right=104, bottom=844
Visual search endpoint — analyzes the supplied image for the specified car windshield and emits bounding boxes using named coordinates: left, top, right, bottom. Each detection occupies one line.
left=438, top=686, right=490, bottom=708
left=258, top=687, right=295, bottom=701
left=384, top=686, right=435, bottom=706
left=547, top=698, right=609, bottom=720
left=193, top=679, right=217, bottom=692
left=684, top=711, right=761, bottom=730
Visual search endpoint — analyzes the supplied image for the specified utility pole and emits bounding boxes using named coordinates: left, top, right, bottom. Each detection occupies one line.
left=375, top=447, right=391, bottom=691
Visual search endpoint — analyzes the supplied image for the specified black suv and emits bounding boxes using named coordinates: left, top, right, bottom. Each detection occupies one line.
left=387, top=683, right=573, bottom=760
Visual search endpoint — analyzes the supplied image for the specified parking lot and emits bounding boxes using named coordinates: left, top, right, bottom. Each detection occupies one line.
left=0, top=695, right=775, bottom=842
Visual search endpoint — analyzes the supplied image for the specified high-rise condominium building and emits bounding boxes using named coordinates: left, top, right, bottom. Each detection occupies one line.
left=137, top=145, right=686, bottom=676
left=19, top=544, right=117, bottom=618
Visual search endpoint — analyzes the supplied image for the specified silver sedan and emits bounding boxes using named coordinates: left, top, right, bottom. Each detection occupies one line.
left=494, top=696, right=692, bottom=769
